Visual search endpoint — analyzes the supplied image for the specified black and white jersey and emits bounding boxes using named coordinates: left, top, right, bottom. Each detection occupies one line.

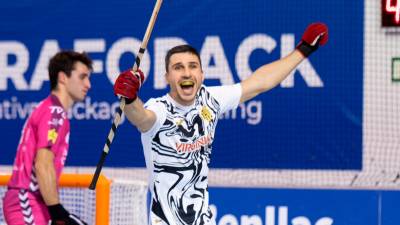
left=142, top=84, right=241, bottom=225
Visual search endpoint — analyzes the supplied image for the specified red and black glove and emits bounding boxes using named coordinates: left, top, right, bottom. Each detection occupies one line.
left=48, top=204, right=88, bottom=225
left=296, top=22, right=328, bottom=57
left=113, top=69, right=145, bottom=104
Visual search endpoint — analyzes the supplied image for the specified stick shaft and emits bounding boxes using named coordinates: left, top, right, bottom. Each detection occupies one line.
left=88, top=103, right=124, bottom=190
left=89, top=0, right=163, bottom=190
left=133, top=0, right=163, bottom=71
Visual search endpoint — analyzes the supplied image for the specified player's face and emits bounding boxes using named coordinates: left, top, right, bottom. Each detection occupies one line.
left=65, top=61, right=91, bottom=102
left=166, top=52, right=204, bottom=106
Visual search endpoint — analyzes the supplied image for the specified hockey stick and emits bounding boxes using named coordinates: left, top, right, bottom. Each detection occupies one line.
left=89, top=0, right=163, bottom=190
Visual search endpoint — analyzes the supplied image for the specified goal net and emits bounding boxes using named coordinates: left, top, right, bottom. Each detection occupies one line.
left=0, top=174, right=148, bottom=225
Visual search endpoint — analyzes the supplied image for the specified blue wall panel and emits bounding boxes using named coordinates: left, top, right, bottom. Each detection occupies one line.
left=0, top=0, right=363, bottom=169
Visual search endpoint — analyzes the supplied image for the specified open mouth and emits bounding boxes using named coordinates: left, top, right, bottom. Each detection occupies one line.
left=179, top=80, right=195, bottom=90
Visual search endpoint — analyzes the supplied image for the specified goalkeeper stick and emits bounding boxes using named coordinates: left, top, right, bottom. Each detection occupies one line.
left=89, top=0, right=163, bottom=190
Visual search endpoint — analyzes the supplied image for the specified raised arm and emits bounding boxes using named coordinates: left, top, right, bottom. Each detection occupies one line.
left=240, top=22, right=328, bottom=103
left=113, top=69, right=156, bottom=132
left=124, top=97, right=156, bottom=133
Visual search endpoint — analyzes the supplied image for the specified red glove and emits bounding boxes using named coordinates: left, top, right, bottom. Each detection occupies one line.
left=296, top=22, right=328, bottom=57
left=113, top=69, right=145, bottom=104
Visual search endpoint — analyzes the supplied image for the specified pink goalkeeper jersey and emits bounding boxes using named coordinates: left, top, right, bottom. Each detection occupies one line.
left=7, top=94, right=70, bottom=193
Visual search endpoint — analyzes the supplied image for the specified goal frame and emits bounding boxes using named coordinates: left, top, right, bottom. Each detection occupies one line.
left=0, top=174, right=110, bottom=225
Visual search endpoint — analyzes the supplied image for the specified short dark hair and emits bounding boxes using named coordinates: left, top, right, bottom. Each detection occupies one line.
left=48, top=50, right=93, bottom=90
left=165, top=45, right=201, bottom=72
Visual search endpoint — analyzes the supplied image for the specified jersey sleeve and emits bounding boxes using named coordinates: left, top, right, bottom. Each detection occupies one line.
left=36, top=106, right=66, bottom=153
left=206, top=83, right=242, bottom=115
left=142, top=98, right=167, bottom=136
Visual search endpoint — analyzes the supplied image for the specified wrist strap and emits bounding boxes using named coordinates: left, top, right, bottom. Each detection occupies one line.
left=125, top=96, right=137, bottom=105
left=296, top=41, right=314, bottom=57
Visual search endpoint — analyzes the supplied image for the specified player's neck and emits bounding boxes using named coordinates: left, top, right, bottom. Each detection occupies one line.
left=51, top=90, right=73, bottom=110
left=167, top=93, right=195, bottom=109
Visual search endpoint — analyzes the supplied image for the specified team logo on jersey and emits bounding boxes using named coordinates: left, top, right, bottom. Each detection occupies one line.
left=176, top=135, right=212, bottom=153
left=48, top=118, right=64, bottom=126
left=49, top=106, right=66, bottom=119
left=48, top=129, right=58, bottom=144
left=200, top=106, right=213, bottom=122
left=175, top=118, right=185, bottom=126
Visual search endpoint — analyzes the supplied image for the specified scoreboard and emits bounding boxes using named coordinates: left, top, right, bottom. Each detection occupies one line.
left=382, top=0, right=400, bottom=27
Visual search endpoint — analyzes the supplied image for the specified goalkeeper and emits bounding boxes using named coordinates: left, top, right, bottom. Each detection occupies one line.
left=114, top=23, right=328, bottom=225
left=2, top=51, right=92, bottom=225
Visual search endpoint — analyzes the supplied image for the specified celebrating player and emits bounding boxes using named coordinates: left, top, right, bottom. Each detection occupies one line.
left=2, top=51, right=92, bottom=225
left=114, top=22, right=328, bottom=225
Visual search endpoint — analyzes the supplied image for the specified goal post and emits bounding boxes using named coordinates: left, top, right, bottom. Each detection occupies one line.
left=57, top=174, right=111, bottom=225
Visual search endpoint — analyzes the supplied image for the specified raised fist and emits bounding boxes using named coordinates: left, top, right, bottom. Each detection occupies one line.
left=113, top=69, right=145, bottom=104
left=296, top=22, right=328, bottom=57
